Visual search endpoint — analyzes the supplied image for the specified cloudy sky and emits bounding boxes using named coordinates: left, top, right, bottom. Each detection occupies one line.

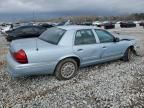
left=0, top=0, right=144, bottom=22
left=0, top=0, right=144, bottom=15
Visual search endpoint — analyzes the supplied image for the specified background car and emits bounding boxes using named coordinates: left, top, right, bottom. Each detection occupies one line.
left=5, top=25, right=47, bottom=41
left=139, top=22, right=144, bottom=26
left=81, top=22, right=93, bottom=26
left=92, top=21, right=103, bottom=27
left=57, top=20, right=72, bottom=26
left=0, top=24, right=13, bottom=34
left=7, top=25, right=137, bottom=80
left=39, top=23, right=54, bottom=28
left=103, top=22, right=115, bottom=29
left=120, top=22, right=136, bottom=28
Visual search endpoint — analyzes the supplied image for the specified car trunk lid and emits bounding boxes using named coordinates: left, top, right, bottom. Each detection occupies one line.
left=9, top=38, right=55, bottom=53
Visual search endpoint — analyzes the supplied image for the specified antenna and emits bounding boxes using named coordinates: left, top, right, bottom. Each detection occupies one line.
left=36, top=38, right=39, bottom=51
left=32, top=9, right=36, bottom=22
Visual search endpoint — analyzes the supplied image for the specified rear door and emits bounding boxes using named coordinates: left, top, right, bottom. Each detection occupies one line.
left=73, top=29, right=102, bottom=66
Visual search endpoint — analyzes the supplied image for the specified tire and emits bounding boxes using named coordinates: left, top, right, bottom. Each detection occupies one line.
left=123, top=48, right=133, bottom=62
left=55, top=58, right=78, bottom=80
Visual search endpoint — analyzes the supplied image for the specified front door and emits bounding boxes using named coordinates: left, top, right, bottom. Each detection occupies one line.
left=94, top=29, right=124, bottom=60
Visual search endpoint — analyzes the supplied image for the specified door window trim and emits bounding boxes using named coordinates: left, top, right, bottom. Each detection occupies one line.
left=74, top=29, right=97, bottom=46
left=94, top=29, right=115, bottom=43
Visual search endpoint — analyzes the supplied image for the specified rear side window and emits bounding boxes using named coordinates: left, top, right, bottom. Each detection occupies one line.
left=39, top=27, right=66, bottom=45
left=14, top=27, right=23, bottom=33
left=95, top=29, right=114, bottom=43
left=75, top=29, right=96, bottom=45
left=21, top=27, right=34, bottom=33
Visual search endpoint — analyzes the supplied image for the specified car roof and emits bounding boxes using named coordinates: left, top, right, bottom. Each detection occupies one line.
left=18, top=25, right=44, bottom=28
left=57, top=25, right=101, bottom=31
left=14, top=25, right=44, bottom=29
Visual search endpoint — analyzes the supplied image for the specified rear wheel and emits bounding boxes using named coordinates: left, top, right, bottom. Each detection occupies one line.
left=55, top=59, right=78, bottom=80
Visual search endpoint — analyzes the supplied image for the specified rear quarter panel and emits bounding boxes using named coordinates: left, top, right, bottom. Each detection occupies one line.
left=26, top=30, right=76, bottom=65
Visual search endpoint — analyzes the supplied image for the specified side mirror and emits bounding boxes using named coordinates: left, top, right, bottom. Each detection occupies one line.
left=114, top=37, right=120, bottom=42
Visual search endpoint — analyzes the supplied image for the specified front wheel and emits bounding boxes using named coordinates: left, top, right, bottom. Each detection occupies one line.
left=55, top=59, right=78, bottom=80
left=123, top=48, right=133, bottom=62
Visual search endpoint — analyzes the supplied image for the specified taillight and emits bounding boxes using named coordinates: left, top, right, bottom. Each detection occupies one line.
left=13, top=49, right=28, bottom=64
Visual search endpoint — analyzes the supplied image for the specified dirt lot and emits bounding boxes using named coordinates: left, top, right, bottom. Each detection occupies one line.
left=0, top=26, right=144, bottom=108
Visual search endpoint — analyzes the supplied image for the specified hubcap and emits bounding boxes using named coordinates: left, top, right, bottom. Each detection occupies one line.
left=61, top=62, right=76, bottom=78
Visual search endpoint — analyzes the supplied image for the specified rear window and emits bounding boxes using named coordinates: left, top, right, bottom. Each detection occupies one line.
left=39, top=27, right=66, bottom=45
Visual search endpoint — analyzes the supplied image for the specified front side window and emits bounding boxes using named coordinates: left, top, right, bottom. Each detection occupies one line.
left=14, top=27, right=24, bottom=33
left=75, top=29, right=96, bottom=45
left=33, top=27, right=45, bottom=33
left=95, top=29, right=114, bottom=43
left=39, top=27, right=66, bottom=45
left=22, top=27, right=33, bottom=32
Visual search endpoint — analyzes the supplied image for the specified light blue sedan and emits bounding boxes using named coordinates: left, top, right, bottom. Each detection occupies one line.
left=7, top=25, right=137, bottom=80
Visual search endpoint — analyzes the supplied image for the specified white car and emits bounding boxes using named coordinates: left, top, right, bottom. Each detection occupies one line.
left=92, top=21, right=103, bottom=27
left=1, top=25, right=12, bottom=34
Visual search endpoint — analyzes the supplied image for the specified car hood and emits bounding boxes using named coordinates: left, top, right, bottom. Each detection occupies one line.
left=10, top=38, right=56, bottom=52
left=118, top=35, right=136, bottom=40
left=118, top=35, right=137, bottom=45
left=112, top=33, right=136, bottom=40
left=112, top=33, right=137, bottom=44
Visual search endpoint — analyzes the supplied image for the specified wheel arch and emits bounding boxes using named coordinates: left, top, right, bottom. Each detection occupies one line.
left=53, top=55, right=81, bottom=75
left=127, top=45, right=137, bottom=54
left=58, top=55, right=81, bottom=67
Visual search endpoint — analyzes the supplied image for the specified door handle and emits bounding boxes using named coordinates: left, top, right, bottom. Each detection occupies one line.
left=77, top=49, right=83, bottom=51
left=102, top=46, right=106, bottom=48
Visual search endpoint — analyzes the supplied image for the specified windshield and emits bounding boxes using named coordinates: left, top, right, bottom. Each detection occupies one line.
left=39, top=27, right=66, bottom=45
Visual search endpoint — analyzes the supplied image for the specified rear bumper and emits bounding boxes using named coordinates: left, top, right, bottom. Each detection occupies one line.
left=6, top=52, right=57, bottom=78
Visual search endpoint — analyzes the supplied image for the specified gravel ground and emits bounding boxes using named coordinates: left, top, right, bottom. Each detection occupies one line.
left=0, top=26, right=144, bottom=108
